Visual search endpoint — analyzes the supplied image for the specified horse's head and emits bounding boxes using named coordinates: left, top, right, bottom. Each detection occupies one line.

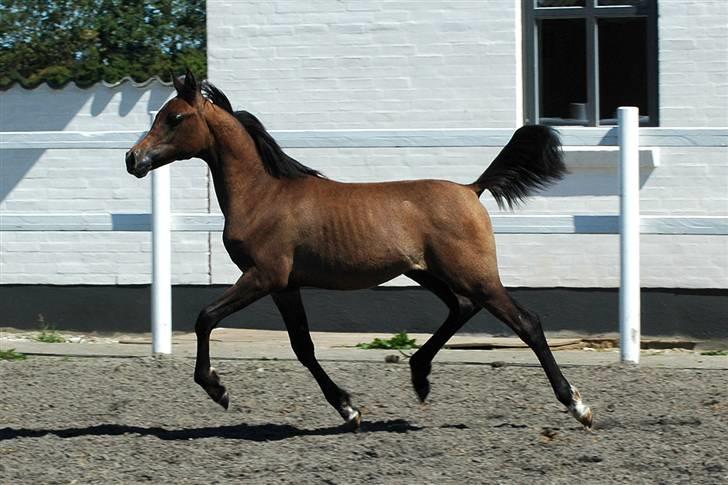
left=125, top=69, right=210, bottom=178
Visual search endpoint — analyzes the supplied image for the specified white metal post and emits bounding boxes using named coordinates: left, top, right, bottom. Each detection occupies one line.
left=618, top=107, right=641, bottom=363
left=150, top=111, right=172, bottom=354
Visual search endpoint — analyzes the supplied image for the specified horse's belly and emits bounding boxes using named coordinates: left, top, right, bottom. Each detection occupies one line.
left=289, top=252, right=417, bottom=290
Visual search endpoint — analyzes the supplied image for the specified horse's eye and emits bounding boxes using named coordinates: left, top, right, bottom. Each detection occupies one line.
left=167, top=113, right=186, bottom=127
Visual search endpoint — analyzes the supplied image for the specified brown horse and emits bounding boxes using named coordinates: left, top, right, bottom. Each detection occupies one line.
left=126, top=70, right=592, bottom=430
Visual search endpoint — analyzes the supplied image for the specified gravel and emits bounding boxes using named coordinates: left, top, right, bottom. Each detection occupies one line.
left=1, top=355, right=727, bottom=484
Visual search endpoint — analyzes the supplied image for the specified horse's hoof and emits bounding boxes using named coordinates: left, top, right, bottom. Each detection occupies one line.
left=410, top=359, right=431, bottom=403
left=414, top=381, right=430, bottom=404
left=343, top=406, right=361, bottom=432
left=568, top=385, right=593, bottom=429
left=217, top=390, right=230, bottom=410
left=579, top=408, right=594, bottom=430
left=348, top=410, right=362, bottom=432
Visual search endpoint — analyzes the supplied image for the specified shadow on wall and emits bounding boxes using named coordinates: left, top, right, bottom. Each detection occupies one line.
left=542, top=148, right=657, bottom=197
left=0, top=82, right=173, bottom=203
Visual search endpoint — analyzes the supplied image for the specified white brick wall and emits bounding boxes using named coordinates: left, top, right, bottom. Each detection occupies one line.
left=0, top=83, right=212, bottom=285
left=208, top=0, right=519, bottom=129
left=1, top=1, right=727, bottom=289
left=659, top=0, right=728, bottom=127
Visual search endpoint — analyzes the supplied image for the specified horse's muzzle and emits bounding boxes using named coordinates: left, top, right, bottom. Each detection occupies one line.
left=125, top=150, right=152, bottom=178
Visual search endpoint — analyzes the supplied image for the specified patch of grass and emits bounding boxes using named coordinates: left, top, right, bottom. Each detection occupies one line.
left=0, top=348, right=27, bottom=361
left=35, top=321, right=66, bottom=344
left=36, top=329, right=65, bottom=343
left=35, top=315, right=65, bottom=343
left=700, top=349, right=728, bottom=356
left=356, top=332, right=418, bottom=350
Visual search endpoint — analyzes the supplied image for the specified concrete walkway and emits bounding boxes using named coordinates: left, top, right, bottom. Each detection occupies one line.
left=2, top=328, right=727, bottom=369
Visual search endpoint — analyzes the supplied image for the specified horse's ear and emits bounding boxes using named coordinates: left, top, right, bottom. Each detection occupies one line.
left=184, top=67, right=198, bottom=93
left=171, top=70, right=182, bottom=90
left=173, top=68, right=199, bottom=104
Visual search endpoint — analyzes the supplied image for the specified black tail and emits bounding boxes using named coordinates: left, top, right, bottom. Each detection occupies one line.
left=472, top=125, right=567, bottom=209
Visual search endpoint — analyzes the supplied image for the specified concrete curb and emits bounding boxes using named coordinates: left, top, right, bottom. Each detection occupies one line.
left=2, top=328, right=727, bottom=369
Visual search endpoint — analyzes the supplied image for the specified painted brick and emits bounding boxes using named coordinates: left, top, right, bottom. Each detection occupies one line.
left=0, top=82, right=211, bottom=285
left=659, top=1, right=728, bottom=126
left=1, top=1, right=726, bottom=289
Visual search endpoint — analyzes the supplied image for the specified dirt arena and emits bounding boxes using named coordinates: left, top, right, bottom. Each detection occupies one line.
left=1, top=355, right=726, bottom=484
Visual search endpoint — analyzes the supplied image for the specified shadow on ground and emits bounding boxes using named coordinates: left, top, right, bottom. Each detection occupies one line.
left=0, top=419, right=423, bottom=442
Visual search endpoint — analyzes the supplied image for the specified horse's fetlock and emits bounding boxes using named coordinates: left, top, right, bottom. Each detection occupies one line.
left=194, top=367, right=218, bottom=386
left=410, top=353, right=430, bottom=375
left=339, top=392, right=353, bottom=408
left=194, top=371, right=205, bottom=386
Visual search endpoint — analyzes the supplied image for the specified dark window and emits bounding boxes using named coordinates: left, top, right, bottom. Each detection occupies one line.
left=538, top=0, right=585, bottom=6
left=524, top=0, right=658, bottom=126
left=540, top=19, right=587, bottom=121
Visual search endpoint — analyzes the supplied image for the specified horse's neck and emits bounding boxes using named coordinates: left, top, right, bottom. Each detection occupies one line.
left=203, top=116, right=277, bottom=218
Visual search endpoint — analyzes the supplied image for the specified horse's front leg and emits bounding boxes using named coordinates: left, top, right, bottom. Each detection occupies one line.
left=194, top=270, right=269, bottom=408
left=272, top=288, right=361, bottom=429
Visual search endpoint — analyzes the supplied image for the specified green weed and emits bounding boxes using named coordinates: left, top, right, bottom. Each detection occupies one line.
left=35, top=315, right=65, bottom=343
left=356, top=332, right=418, bottom=350
left=0, top=348, right=27, bottom=361
left=36, top=329, right=65, bottom=343
left=700, top=349, right=728, bottom=356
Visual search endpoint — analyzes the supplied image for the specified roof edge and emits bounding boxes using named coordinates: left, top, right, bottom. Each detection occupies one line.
left=1, top=75, right=174, bottom=91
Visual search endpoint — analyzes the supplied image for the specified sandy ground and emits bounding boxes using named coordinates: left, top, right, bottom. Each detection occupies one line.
left=1, top=354, right=727, bottom=484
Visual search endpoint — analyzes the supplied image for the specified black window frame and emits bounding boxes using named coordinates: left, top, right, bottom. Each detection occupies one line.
left=523, top=0, right=659, bottom=127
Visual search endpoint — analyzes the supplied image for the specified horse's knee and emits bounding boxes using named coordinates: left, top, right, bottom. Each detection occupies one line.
left=511, top=301, right=547, bottom=340
left=456, top=295, right=477, bottom=318
left=195, top=306, right=216, bottom=335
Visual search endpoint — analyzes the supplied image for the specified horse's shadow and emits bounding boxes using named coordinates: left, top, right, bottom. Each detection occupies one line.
left=0, top=419, right=422, bottom=442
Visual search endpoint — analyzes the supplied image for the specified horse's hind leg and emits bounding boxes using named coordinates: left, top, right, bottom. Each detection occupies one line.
left=406, top=270, right=480, bottom=403
left=472, top=284, right=593, bottom=428
left=272, top=288, right=361, bottom=429
left=194, top=270, right=269, bottom=409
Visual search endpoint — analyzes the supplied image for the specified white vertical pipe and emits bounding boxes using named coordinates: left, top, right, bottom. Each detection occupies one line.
left=618, top=107, right=641, bottom=363
left=150, top=111, right=172, bottom=354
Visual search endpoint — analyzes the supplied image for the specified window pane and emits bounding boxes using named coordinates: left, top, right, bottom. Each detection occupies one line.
left=598, top=17, right=649, bottom=124
left=539, top=19, right=587, bottom=124
left=538, top=0, right=585, bottom=6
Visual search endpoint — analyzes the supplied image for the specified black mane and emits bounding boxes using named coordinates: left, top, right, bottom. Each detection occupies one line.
left=201, top=81, right=322, bottom=179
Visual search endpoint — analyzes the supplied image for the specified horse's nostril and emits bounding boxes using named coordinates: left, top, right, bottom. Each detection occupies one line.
left=125, top=150, right=136, bottom=172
